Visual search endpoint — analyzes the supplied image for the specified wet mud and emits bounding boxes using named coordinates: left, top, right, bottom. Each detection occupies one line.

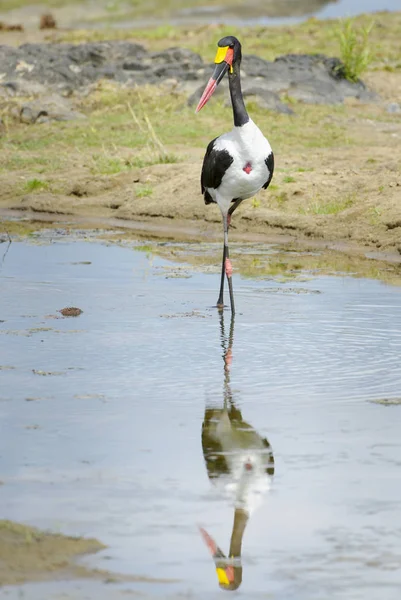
left=0, top=520, right=104, bottom=585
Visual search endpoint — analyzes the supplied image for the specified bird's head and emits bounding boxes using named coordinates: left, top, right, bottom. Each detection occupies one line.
left=196, top=36, right=242, bottom=113
left=199, top=526, right=243, bottom=591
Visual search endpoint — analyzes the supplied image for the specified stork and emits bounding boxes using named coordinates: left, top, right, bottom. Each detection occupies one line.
left=196, top=36, right=274, bottom=314
left=200, top=314, right=275, bottom=590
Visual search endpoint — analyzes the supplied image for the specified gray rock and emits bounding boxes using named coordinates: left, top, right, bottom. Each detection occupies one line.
left=242, top=86, right=295, bottom=114
left=17, top=95, right=86, bottom=124
left=0, top=41, right=378, bottom=109
left=387, top=102, right=401, bottom=114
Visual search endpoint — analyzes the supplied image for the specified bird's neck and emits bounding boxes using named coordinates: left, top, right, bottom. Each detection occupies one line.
left=229, top=508, right=249, bottom=557
left=228, top=62, right=249, bottom=128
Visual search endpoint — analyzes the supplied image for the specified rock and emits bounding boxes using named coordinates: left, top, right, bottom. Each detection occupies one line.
left=242, top=86, right=294, bottom=114
left=0, top=21, right=24, bottom=32
left=387, top=102, right=401, bottom=114
left=0, top=80, right=48, bottom=98
left=18, top=95, right=86, bottom=124
left=39, top=14, right=57, bottom=30
left=189, top=52, right=377, bottom=111
left=59, top=307, right=83, bottom=317
left=242, top=53, right=377, bottom=104
left=0, top=41, right=378, bottom=108
left=149, top=47, right=204, bottom=81
left=0, top=42, right=148, bottom=92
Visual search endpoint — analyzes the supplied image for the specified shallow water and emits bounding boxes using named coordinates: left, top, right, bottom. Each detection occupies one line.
left=1, top=237, right=401, bottom=599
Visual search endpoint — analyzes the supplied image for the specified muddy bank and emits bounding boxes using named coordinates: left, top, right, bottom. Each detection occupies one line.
left=0, top=519, right=179, bottom=587
left=0, top=16, right=400, bottom=261
left=0, top=519, right=105, bottom=585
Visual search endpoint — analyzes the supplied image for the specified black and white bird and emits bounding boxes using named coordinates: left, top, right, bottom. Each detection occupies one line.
left=196, top=36, right=274, bottom=314
left=200, top=314, right=275, bottom=590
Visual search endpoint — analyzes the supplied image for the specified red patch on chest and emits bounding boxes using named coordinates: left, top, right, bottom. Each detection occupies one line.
left=243, top=162, right=252, bottom=174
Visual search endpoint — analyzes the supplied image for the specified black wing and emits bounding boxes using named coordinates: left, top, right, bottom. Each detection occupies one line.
left=201, top=138, right=234, bottom=205
left=263, top=151, right=274, bottom=189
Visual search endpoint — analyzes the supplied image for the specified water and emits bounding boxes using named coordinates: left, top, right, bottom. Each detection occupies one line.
left=313, top=0, right=401, bottom=21
left=1, top=238, right=401, bottom=599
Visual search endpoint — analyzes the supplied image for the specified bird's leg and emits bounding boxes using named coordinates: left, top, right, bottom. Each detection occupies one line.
left=228, top=198, right=243, bottom=219
left=223, top=214, right=235, bottom=314
left=216, top=240, right=226, bottom=310
left=217, top=209, right=235, bottom=309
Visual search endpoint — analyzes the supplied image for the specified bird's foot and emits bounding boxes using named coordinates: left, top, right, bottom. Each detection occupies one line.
left=225, top=258, right=233, bottom=278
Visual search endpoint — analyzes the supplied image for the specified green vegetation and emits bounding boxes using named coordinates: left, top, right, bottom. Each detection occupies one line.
left=90, top=154, right=128, bottom=175
left=0, top=85, right=352, bottom=172
left=55, top=12, right=401, bottom=70
left=299, top=195, right=354, bottom=215
left=336, top=17, right=374, bottom=82
left=283, top=175, right=296, bottom=183
left=271, top=191, right=289, bottom=207
left=136, top=184, right=153, bottom=198
left=23, top=178, right=48, bottom=192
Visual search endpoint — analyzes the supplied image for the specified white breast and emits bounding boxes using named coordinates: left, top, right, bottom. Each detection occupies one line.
left=215, top=450, right=271, bottom=516
left=211, top=119, right=272, bottom=214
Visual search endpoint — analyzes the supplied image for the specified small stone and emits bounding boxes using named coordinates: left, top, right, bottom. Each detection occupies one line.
left=0, top=21, right=24, bottom=32
left=39, top=14, right=57, bottom=30
left=59, top=307, right=83, bottom=317
left=386, top=102, right=401, bottom=114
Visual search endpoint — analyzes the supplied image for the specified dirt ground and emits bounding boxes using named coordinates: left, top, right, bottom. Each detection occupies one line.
left=1, top=87, right=401, bottom=263
left=0, top=519, right=105, bottom=585
left=1, top=12, right=401, bottom=266
left=0, top=519, right=179, bottom=586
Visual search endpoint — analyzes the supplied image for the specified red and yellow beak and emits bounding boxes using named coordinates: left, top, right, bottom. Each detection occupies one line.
left=199, top=526, right=235, bottom=586
left=196, top=46, right=234, bottom=113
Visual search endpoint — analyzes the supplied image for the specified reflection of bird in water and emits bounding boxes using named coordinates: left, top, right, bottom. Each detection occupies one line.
left=200, top=314, right=274, bottom=590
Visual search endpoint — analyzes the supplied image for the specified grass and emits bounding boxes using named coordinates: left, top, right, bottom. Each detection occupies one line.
left=55, top=12, right=401, bottom=70
left=270, top=191, right=289, bottom=207
left=283, top=175, right=296, bottom=183
left=23, top=178, right=48, bottom=192
left=136, top=185, right=153, bottom=198
left=90, top=154, right=128, bottom=175
left=336, top=17, right=374, bottom=82
left=299, top=195, right=355, bottom=215
left=0, top=85, right=352, bottom=166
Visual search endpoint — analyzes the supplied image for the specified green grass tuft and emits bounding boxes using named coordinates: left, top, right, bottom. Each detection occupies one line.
left=300, top=195, right=355, bottom=215
left=23, top=178, right=48, bottom=193
left=336, top=17, right=374, bottom=82
left=136, top=185, right=153, bottom=198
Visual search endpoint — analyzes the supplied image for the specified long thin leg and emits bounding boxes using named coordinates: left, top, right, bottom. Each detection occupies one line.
left=217, top=201, right=242, bottom=312
left=217, top=243, right=226, bottom=309
left=223, top=214, right=235, bottom=315
left=226, top=244, right=235, bottom=315
left=228, top=198, right=243, bottom=218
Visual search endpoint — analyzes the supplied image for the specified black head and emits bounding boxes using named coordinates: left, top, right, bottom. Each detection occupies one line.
left=217, top=36, right=242, bottom=64
left=196, top=36, right=242, bottom=112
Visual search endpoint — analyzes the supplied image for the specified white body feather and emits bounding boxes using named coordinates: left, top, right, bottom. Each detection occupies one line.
left=210, top=409, right=272, bottom=516
left=205, top=119, right=273, bottom=215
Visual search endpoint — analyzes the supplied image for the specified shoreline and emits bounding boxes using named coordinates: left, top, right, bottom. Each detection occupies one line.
left=1, top=12, right=400, bottom=271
